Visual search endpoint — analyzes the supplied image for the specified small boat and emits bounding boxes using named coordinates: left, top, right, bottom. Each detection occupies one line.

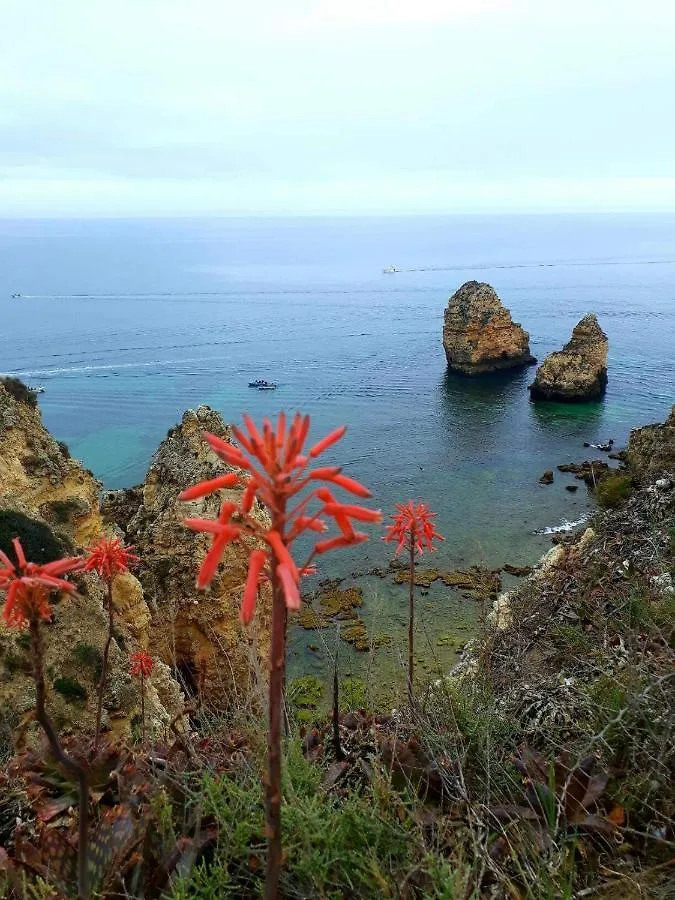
left=28, top=385, right=45, bottom=394
left=583, top=439, right=614, bottom=452
left=11, top=293, right=21, bottom=299
left=382, top=265, right=400, bottom=274
left=249, top=379, right=277, bottom=389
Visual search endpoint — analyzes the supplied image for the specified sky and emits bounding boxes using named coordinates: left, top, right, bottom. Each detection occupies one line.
left=1, top=0, right=674, bottom=216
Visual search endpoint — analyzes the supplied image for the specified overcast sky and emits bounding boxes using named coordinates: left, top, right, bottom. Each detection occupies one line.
left=1, top=0, right=674, bottom=216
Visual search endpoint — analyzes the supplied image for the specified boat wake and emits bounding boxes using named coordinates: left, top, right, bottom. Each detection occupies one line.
left=535, top=515, right=589, bottom=535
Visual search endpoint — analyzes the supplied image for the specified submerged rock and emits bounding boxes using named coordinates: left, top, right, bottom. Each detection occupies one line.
left=442, top=281, right=535, bottom=374
left=393, top=568, right=440, bottom=587
left=557, top=460, right=611, bottom=487
left=502, top=563, right=533, bottom=577
left=529, top=314, right=608, bottom=402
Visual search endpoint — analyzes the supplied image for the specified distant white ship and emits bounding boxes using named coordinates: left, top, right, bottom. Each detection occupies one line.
left=382, top=265, right=400, bottom=274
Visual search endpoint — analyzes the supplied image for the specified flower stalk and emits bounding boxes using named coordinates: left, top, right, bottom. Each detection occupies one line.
left=84, top=536, right=138, bottom=754
left=180, top=412, right=379, bottom=899
left=0, top=539, right=89, bottom=898
left=384, top=501, right=445, bottom=705
left=129, top=651, right=154, bottom=744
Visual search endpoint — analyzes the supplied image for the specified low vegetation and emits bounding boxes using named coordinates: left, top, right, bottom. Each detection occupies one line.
left=0, top=411, right=672, bottom=899
left=0, top=377, right=37, bottom=409
left=595, top=472, right=634, bottom=508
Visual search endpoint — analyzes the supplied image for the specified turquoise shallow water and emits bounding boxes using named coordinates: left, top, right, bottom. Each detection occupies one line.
left=1, top=214, right=673, bottom=683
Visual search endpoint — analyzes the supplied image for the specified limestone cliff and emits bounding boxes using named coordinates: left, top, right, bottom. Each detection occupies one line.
left=0, top=379, right=102, bottom=545
left=442, top=281, right=535, bottom=374
left=529, top=314, right=608, bottom=402
left=115, top=406, right=271, bottom=702
left=0, top=569, right=183, bottom=748
left=627, top=405, right=675, bottom=482
left=0, top=381, right=184, bottom=745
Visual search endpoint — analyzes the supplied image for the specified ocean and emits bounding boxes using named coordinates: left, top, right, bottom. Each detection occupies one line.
left=1, top=214, right=673, bottom=684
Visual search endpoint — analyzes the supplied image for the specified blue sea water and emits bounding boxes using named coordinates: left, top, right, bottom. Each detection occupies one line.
left=1, top=214, right=673, bottom=681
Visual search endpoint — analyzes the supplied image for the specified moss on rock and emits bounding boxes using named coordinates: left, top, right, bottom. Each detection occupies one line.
left=53, top=675, right=87, bottom=703
left=319, top=586, right=363, bottom=618
left=296, top=607, right=330, bottom=630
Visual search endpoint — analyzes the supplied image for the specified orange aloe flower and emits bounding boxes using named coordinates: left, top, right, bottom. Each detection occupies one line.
left=129, top=650, right=154, bottom=678
left=0, top=538, right=84, bottom=628
left=179, top=413, right=381, bottom=623
left=383, top=500, right=445, bottom=556
left=84, top=535, right=139, bottom=581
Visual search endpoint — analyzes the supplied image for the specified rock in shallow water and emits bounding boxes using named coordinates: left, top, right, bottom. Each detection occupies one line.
left=529, top=313, right=608, bottom=402
left=442, top=281, right=535, bottom=374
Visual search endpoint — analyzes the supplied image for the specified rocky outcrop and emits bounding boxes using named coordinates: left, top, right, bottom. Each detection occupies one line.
left=0, top=567, right=182, bottom=748
left=0, top=380, right=185, bottom=745
left=626, top=406, right=675, bottom=482
left=529, top=314, right=608, bottom=402
left=442, top=281, right=535, bottom=374
left=0, top=379, right=102, bottom=545
left=118, top=406, right=271, bottom=701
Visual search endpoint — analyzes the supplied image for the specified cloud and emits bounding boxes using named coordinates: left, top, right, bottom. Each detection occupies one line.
left=0, top=0, right=673, bottom=214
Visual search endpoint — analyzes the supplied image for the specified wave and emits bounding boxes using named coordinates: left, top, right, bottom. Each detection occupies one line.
left=535, top=515, right=589, bottom=535
left=399, top=258, right=675, bottom=274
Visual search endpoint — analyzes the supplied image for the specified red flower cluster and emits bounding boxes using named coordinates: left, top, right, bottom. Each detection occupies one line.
left=84, top=535, right=139, bottom=580
left=179, top=413, right=381, bottom=624
left=0, top=538, right=84, bottom=628
left=129, top=650, right=154, bottom=678
left=383, top=501, right=445, bottom=556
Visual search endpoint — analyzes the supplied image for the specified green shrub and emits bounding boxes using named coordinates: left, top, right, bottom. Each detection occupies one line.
left=287, top=676, right=324, bottom=719
left=73, top=642, right=103, bottom=680
left=0, top=376, right=37, bottom=408
left=53, top=676, right=87, bottom=703
left=3, top=650, right=30, bottom=675
left=0, top=511, right=68, bottom=565
left=340, top=676, right=367, bottom=711
left=595, top=473, right=633, bottom=508
left=45, top=498, right=85, bottom=525
left=550, top=623, right=593, bottom=653
left=169, top=741, right=464, bottom=899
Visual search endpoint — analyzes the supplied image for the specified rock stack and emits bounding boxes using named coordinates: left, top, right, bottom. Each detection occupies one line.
left=529, top=314, right=608, bottom=402
left=114, top=405, right=272, bottom=701
left=442, top=281, right=535, bottom=374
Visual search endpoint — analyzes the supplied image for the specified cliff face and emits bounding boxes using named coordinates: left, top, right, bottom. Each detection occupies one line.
left=116, top=406, right=271, bottom=702
left=0, top=572, right=183, bottom=747
left=0, top=382, right=184, bottom=745
left=0, top=381, right=102, bottom=545
left=627, top=405, right=675, bottom=482
left=529, top=314, right=608, bottom=402
left=461, top=407, right=674, bottom=753
left=442, top=281, right=535, bottom=374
